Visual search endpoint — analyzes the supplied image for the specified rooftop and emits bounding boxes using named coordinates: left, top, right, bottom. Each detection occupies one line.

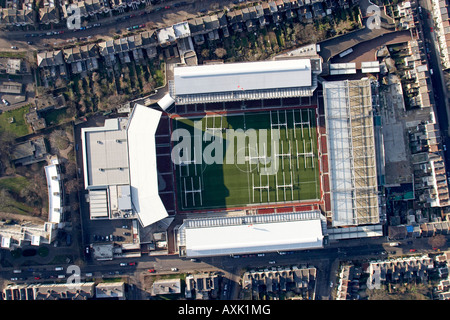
left=81, top=118, right=130, bottom=188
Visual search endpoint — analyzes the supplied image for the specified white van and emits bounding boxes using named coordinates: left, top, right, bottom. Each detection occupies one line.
left=13, top=269, right=22, bottom=274
left=57, top=275, right=65, bottom=279
left=55, top=267, right=64, bottom=271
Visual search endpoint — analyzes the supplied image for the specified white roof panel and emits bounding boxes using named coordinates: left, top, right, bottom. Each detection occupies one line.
left=157, top=93, right=175, bottom=111
left=184, top=219, right=323, bottom=257
left=127, top=105, right=168, bottom=227
left=174, top=59, right=312, bottom=95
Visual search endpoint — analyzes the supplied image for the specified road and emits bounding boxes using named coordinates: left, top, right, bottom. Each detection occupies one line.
left=0, top=0, right=238, bottom=52
left=418, top=0, right=450, bottom=174
left=2, top=234, right=447, bottom=299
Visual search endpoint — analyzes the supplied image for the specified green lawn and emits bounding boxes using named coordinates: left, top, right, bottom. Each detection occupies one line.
left=172, top=109, right=320, bottom=211
left=0, top=105, right=31, bottom=137
left=0, top=175, right=35, bottom=215
left=0, top=176, right=30, bottom=194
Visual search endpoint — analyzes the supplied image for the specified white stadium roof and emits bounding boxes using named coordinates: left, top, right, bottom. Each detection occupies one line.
left=174, top=59, right=312, bottom=95
left=127, top=104, right=168, bottom=227
left=178, top=211, right=325, bottom=257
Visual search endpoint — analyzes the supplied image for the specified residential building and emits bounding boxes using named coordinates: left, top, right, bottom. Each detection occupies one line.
left=10, top=137, right=48, bottom=167
left=64, top=44, right=100, bottom=74
left=0, top=8, right=35, bottom=26
left=151, top=279, right=182, bottom=296
left=37, top=50, right=67, bottom=79
left=185, top=273, right=219, bottom=299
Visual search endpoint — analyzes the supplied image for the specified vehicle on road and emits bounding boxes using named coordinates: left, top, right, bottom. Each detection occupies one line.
left=11, top=46, right=18, bottom=50
left=268, top=260, right=276, bottom=264
left=129, top=262, right=136, bottom=266
left=190, top=258, right=199, bottom=262
left=55, top=267, right=63, bottom=271
left=410, top=249, right=417, bottom=252
left=120, top=263, right=127, bottom=266
left=389, top=242, right=399, bottom=246
left=257, top=253, right=265, bottom=257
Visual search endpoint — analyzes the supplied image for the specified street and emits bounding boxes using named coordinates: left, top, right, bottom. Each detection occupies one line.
left=419, top=0, right=450, bottom=167
left=2, top=233, right=448, bottom=299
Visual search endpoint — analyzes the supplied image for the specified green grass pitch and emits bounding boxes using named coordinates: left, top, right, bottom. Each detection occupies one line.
left=172, top=109, right=320, bottom=211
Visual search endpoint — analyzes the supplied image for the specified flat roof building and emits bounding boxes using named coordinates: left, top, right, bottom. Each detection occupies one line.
left=81, top=105, right=168, bottom=227
left=170, top=58, right=319, bottom=104
left=177, top=211, right=325, bottom=257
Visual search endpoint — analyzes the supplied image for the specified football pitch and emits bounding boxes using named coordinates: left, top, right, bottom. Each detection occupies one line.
left=171, top=109, right=320, bottom=211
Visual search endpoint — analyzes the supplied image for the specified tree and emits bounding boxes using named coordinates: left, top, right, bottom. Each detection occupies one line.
left=428, top=234, right=447, bottom=249
left=214, top=47, right=227, bottom=59
left=201, top=48, right=210, bottom=59
left=65, top=179, right=80, bottom=194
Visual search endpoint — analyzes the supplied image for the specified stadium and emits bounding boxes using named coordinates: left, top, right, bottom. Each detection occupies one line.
left=81, top=52, right=383, bottom=258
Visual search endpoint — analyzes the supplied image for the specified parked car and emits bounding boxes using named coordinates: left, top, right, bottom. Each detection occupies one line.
left=148, top=269, right=155, bottom=273
left=2, top=99, right=10, bottom=106
left=120, top=263, right=127, bottom=267
left=171, top=267, right=178, bottom=272
left=268, top=261, right=276, bottom=264
left=128, top=262, right=136, bottom=266
left=10, top=46, right=18, bottom=49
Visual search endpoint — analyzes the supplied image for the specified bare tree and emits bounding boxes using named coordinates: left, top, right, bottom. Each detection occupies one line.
left=428, top=234, right=447, bottom=248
